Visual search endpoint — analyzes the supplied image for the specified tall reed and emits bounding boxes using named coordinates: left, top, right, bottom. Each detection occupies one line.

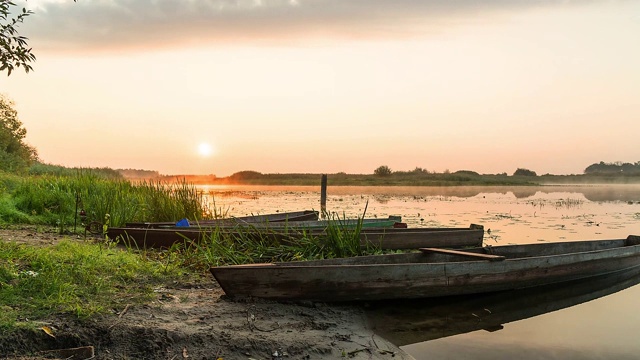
left=5, top=173, right=211, bottom=230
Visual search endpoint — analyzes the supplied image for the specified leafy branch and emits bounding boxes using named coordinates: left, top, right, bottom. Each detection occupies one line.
left=1, top=0, right=37, bottom=76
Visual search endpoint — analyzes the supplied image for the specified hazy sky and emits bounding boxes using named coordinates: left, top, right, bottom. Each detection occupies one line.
left=3, top=0, right=639, bottom=176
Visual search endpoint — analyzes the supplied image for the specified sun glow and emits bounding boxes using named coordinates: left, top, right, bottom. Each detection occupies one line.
left=197, top=143, right=214, bottom=157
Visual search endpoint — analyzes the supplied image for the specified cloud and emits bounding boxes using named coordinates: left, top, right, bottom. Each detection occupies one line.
left=21, top=0, right=601, bottom=52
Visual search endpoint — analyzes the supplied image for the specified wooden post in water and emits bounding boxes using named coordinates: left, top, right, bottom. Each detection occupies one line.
left=320, top=174, right=327, bottom=218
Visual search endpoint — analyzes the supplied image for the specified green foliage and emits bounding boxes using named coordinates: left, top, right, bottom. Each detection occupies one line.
left=132, top=179, right=210, bottom=224
left=374, top=165, right=392, bottom=176
left=0, top=171, right=20, bottom=192
left=322, top=203, right=371, bottom=258
left=513, top=168, right=537, bottom=177
left=1, top=174, right=210, bottom=230
left=0, top=239, right=184, bottom=329
left=0, top=95, right=37, bottom=173
left=143, top=212, right=377, bottom=269
left=0, top=1, right=36, bottom=76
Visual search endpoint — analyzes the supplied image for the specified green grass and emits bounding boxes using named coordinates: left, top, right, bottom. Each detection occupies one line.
left=0, top=238, right=186, bottom=330
left=323, top=203, right=371, bottom=258
left=1, top=172, right=212, bottom=231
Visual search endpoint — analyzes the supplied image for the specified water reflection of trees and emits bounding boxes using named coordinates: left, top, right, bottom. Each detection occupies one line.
left=577, top=186, right=640, bottom=202
left=390, top=185, right=640, bottom=202
left=499, top=186, right=640, bottom=202
left=366, top=267, right=640, bottom=347
left=510, top=188, right=539, bottom=198
left=200, top=185, right=640, bottom=203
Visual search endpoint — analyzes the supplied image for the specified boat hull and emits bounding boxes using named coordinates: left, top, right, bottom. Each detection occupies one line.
left=125, top=210, right=320, bottom=228
left=107, top=224, right=484, bottom=250
left=210, top=236, right=640, bottom=302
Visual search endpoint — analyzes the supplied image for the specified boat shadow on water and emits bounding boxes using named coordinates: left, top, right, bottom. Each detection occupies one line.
left=364, top=266, right=640, bottom=347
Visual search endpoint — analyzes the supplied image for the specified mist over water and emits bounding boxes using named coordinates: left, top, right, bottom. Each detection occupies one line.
left=199, top=183, right=640, bottom=359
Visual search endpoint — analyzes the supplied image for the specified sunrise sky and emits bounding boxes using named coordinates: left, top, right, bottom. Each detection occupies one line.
left=3, top=0, right=639, bottom=176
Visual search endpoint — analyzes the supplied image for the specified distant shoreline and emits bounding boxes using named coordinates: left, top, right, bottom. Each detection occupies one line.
left=134, top=172, right=640, bottom=186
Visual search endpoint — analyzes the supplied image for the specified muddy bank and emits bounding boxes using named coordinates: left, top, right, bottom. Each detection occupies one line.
left=1, top=282, right=413, bottom=359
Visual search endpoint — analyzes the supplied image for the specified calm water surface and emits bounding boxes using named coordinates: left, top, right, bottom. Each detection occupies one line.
left=198, top=184, right=640, bottom=359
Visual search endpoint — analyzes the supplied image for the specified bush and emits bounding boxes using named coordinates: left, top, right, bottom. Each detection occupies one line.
left=374, top=165, right=392, bottom=176
left=513, top=168, right=538, bottom=177
left=229, top=171, right=263, bottom=181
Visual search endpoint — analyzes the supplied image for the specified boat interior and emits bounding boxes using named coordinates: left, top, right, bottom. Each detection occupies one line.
left=273, top=237, right=639, bottom=266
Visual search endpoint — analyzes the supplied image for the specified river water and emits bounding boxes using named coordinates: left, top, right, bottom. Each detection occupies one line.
left=198, top=184, right=640, bottom=359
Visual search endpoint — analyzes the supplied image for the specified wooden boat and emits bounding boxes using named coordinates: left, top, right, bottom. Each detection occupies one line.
left=125, top=210, right=319, bottom=228
left=366, top=265, right=640, bottom=346
left=209, top=235, right=640, bottom=302
left=212, top=216, right=404, bottom=230
left=107, top=224, right=484, bottom=250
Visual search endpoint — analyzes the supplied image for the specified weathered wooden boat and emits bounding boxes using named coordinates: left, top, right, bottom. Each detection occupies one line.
left=209, top=235, right=640, bottom=302
left=107, top=224, right=484, bottom=250
left=366, top=265, right=640, bottom=346
left=125, top=210, right=319, bottom=228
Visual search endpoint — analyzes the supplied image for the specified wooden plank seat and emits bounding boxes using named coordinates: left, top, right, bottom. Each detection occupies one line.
left=419, top=247, right=506, bottom=261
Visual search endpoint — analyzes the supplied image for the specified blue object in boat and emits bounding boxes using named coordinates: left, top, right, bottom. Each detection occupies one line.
left=175, top=218, right=190, bottom=227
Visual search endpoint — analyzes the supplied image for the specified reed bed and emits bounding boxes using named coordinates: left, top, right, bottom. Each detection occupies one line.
left=1, top=172, right=211, bottom=231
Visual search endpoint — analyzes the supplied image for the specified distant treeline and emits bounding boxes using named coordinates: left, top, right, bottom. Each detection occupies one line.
left=205, top=169, right=536, bottom=186
left=584, top=161, right=640, bottom=175
left=196, top=163, right=640, bottom=186
left=10, top=161, right=640, bottom=187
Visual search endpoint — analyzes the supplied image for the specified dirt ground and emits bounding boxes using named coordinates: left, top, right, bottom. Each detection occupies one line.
left=0, top=227, right=415, bottom=360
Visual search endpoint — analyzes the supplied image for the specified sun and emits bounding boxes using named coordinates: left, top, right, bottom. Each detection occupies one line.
left=197, top=142, right=214, bottom=157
